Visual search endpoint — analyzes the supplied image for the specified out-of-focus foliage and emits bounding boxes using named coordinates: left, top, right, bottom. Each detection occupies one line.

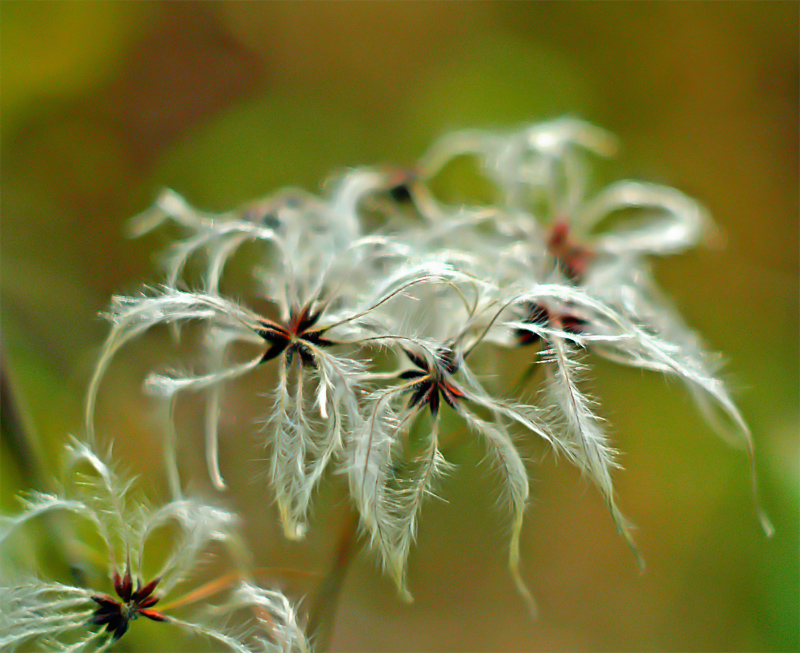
left=2, top=2, right=797, bottom=651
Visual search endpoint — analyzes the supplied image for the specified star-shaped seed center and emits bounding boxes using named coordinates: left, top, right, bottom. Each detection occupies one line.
left=257, top=303, right=334, bottom=368
left=90, top=569, right=166, bottom=642
left=400, top=347, right=466, bottom=415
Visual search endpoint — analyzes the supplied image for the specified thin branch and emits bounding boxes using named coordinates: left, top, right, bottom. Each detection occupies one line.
left=306, top=508, right=361, bottom=651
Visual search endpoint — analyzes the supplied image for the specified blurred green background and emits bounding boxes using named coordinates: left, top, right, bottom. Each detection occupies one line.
left=2, top=2, right=797, bottom=651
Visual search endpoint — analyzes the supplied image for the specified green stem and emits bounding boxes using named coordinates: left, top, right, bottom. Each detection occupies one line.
left=0, top=338, right=47, bottom=489
left=307, top=508, right=361, bottom=651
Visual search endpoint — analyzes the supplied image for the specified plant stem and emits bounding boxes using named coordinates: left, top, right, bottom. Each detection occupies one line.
left=307, top=507, right=361, bottom=651
left=0, top=338, right=47, bottom=489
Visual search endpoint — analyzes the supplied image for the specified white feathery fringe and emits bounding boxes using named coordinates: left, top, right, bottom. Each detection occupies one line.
left=576, top=181, right=711, bottom=257
left=353, top=402, right=448, bottom=602
left=0, top=583, right=99, bottom=651
left=541, top=336, right=643, bottom=569
left=1, top=441, right=307, bottom=651
left=144, top=349, right=265, bottom=492
left=507, top=282, right=772, bottom=536
left=456, top=408, right=535, bottom=616
left=266, top=348, right=368, bottom=541
left=347, top=335, right=551, bottom=606
left=73, top=119, right=771, bottom=622
left=233, top=582, right=309, bottom=653
left=85, top=288, right=265, bottom=443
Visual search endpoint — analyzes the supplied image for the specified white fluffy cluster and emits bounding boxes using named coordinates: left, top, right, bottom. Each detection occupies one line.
left=80, top=118, right=770, bottom=617
left=0, top=440, right=309, bottom=651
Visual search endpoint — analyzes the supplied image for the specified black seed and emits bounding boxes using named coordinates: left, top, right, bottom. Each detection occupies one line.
left=257, top=325, right=287, bottom=342
left=303, top=330, right=334, bottom=347
left=262, top=214, right=282, bottom=229
left=516, top=302, right=549, bottom=346
left=296, top=343, right=318, bottom=368
left=516, top=329, right=542, bottom=346
left=407, top=380, right=432, bottom=410
left=561, top=315, right=587, bottom=334
left=132, top=577, right=161, bottom=603
left=388, top=183, right=413, bottom=203
left=428, top=388, right=440, bottom=415
left=436, top=347, right=459, bottom=374
left=296, top=306, right=323, bottom=334
left=260, top=339, right=289, bottom=364
left=403, top=348, right=429, bottom=372
left=440, top=382, right=464, bottom=409
left=111, top=619, right=129, bottom=642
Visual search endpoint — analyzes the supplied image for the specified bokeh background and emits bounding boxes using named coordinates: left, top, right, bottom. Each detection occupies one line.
left=2, top=2, right=797, bottom=651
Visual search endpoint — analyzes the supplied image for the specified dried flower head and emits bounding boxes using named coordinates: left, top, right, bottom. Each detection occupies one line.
left=0, top=439, right=307, bottom=651
left=87, top=172, right=475, bottom=543
left=81, top=118, right=771, bottom=619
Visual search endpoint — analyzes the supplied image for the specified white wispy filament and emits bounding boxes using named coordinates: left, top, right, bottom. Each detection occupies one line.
left=74, top=119, right=773, bottom=621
